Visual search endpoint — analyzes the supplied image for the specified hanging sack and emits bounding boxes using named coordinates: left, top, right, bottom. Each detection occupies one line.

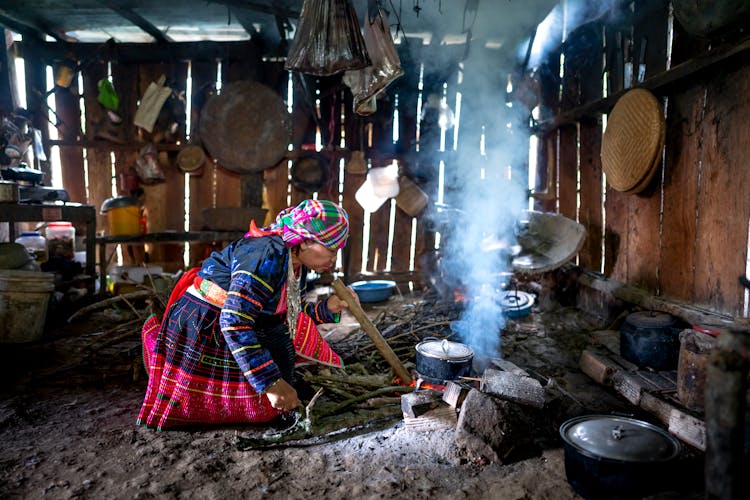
left=97, top=79, right=120, bottom=112
left=134, top=75, right=173, bottom=133
left=343, top=6, right=403, bottom=115
left=285, top=0, right=371, bottom=76
left=134, top=143, right=165, bottom=184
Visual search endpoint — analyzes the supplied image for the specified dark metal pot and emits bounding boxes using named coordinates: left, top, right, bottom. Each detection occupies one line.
left=620, top=311, right=682, bottom=370
left=560, top=415, right=681, bottom=500
left=415, top=337, right=474, bottom=382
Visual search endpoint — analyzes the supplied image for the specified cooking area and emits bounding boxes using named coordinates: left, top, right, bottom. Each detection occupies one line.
left=1, top=0, right=750, bottom=499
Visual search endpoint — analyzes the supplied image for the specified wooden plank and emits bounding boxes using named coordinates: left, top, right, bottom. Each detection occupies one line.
left=81, top=62, right=112, bottom=238
left=342, top=173, right=365, bottom=278
left=693, top=64, right=750, bottom=316
left=633, top=0, right=669, bottom=82
left=557, top=124, right=578, bottom=220
left=577, top=117, right=603, bottom=271
left=187, top=60, right=218, bottom=265
left=603, top=187, right=628, bottom=280
left=54, top=79, right=86, bottom=204
left=367, top=201, right=391, bottom=273
left=579, top=349, right=617, bottom=385
left=390, top=207, right=413, bottom=274
left=659, top=86, right=703, bottom=301
left=110, top=61, right=144, bottom=266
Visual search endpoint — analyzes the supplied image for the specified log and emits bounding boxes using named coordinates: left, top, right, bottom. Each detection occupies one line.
left=479, top=368, right=546, bottom=409
left=579, top=349, right=617, bottom=385
left=705, top=330, right=750, bottom=500
left=332, top=279, right=413, bottom=383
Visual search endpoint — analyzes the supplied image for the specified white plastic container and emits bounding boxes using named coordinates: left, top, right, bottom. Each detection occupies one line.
left=15, top=231, right=48, bottom=265
left=46, top=221, right=75, bottom=260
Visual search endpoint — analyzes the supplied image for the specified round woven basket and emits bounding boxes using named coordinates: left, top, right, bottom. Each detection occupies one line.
left=601, top=89, right=665, bottom=192
left=176, top=145, right=206, bottom=174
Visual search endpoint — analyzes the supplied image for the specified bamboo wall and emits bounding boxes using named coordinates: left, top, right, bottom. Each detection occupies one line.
left=536, top=0, right=750, bottom=318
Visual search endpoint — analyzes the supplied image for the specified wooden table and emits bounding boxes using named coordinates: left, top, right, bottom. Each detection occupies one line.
left=95, top=230, right=246, bottom=295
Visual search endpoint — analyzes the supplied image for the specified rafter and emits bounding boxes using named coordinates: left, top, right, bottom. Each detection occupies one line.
left=0, top=9, right=70, bottom=42
left=98, top=1, right=172, bottom=43
left=209, top=0, right=298, bottom=19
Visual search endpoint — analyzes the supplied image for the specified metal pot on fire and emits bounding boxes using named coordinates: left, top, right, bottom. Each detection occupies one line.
left=560, top=415, right=681, bottom=500
left=415, top=337, right=474, bottom=383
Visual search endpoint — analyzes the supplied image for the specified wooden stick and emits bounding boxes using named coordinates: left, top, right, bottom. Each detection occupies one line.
left=332, top=279, right=413, bottom=383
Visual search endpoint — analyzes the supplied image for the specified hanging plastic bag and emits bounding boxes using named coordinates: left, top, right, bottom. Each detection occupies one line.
left=97, top=79, right=120, bottom=112
left=285, top=0, right=371, bottom=76
left=134, top=143, right=165, bottom=184
left=343, top=7, right=403, bottom=116
left=134, top=75, right=173, bottom=133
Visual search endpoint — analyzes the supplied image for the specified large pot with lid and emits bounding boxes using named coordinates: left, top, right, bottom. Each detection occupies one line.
left=560, top=415, right=681, bottom=499
left=415, top=337, right=474, bottom=383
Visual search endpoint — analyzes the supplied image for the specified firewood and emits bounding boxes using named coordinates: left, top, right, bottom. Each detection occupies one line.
left=480, top=368, right=546, bottom=409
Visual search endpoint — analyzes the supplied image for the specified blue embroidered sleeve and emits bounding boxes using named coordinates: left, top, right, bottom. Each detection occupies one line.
left=219, top=238, right=286, bottom=393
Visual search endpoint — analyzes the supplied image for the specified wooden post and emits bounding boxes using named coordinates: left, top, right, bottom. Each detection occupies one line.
left=331, top=278, right=413, bottom=383
left=705, top=329, right=750, bottom=500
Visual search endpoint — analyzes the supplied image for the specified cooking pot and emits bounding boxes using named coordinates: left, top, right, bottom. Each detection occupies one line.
left=560, top=415, right=681, bottom=500
left=415, top=337, right=474, bottom=383
left=0, top=180, right=19, bottom=203
left=619, top=311, right=682, bottom=371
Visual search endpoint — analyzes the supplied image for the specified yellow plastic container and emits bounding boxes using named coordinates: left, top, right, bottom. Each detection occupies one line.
left=101, top=196, right=141, bottom=235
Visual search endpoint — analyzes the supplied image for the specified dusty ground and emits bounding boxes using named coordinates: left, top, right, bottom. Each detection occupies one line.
left=0, top=289, right=704, bottom=499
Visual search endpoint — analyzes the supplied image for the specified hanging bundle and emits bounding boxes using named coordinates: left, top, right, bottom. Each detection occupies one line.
left=285, top=0, right=371, bottom=76
left=134, top=75, right=173, bottom=133
left=343, top=6, right=404, bottom=115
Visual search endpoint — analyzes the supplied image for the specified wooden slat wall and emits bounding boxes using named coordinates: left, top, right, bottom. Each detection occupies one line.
left=538, top=1, right=750, bottom=317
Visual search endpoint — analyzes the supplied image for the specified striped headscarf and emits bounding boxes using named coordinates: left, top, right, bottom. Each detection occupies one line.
left=267, top=199, right=349, bottom=250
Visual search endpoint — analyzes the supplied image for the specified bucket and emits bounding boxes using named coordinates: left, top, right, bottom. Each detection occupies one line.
left=101, top=196, right=142, bottom=235
left=395, top=176, right=429, bottom=216
left=0, top=270, right=54, bottom=343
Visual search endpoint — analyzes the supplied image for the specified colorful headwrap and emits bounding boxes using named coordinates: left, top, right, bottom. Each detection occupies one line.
left=253, top=199, right=349, bottom=250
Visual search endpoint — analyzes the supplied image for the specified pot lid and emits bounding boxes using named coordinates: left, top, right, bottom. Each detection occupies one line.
left=498, top=290, right=535, bottom=311
left=625, top=311, right=675, bottom=329
left=101, top=196, right=141, bottom=213
left=416, top=338, right=474, bottom=361
left=560, top=415, right=680, bottom=462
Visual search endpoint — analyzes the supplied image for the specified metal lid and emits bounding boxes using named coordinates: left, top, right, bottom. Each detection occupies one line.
left=416, top=338, right=474, bottom=361
left=560, top=415, right=680, bottom=462
left=625, top=311, right=675, bottom=329
left=101, top=196, right=140, bottom=213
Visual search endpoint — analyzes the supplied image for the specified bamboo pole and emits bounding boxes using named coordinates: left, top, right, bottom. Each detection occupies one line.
left=332, top=279, right=413, bottom=383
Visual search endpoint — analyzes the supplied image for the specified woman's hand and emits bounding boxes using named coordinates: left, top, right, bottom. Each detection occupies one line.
left=326, top=286, right=360, bottom=313
left=265, top=379, right=301, bottom=411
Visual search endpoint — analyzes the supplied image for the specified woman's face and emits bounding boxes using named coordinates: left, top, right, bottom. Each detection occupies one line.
left=297, top=241, right=337, bottom=273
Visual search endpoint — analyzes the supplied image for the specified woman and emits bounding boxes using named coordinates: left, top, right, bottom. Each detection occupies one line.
left=137, top=199, right=355, bottom=429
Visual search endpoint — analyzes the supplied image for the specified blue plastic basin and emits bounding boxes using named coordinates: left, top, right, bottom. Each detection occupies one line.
left=350, top=280, right=397, bottom=303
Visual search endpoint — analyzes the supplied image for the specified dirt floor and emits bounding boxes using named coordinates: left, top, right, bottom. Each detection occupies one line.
left=0, top=287, right=705, bottom=499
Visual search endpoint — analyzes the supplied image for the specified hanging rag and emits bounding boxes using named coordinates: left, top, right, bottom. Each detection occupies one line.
left=134, top=75, right=173, bottom=133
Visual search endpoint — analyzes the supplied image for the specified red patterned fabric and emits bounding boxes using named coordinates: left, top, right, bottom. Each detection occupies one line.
left=137, top=294, right=283, bottom=429
left=294, top=312, right=343, bottom=368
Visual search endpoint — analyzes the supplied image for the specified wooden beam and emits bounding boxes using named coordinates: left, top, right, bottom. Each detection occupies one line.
left=536, top=34, right=750, bottom=132
left=19, top=40, right=272, bottom=64
left=99, top=1, right=172, bottom=43
left=208, top=0, right=298, bottom=19
left=0, top=9, right=69, bottom=42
